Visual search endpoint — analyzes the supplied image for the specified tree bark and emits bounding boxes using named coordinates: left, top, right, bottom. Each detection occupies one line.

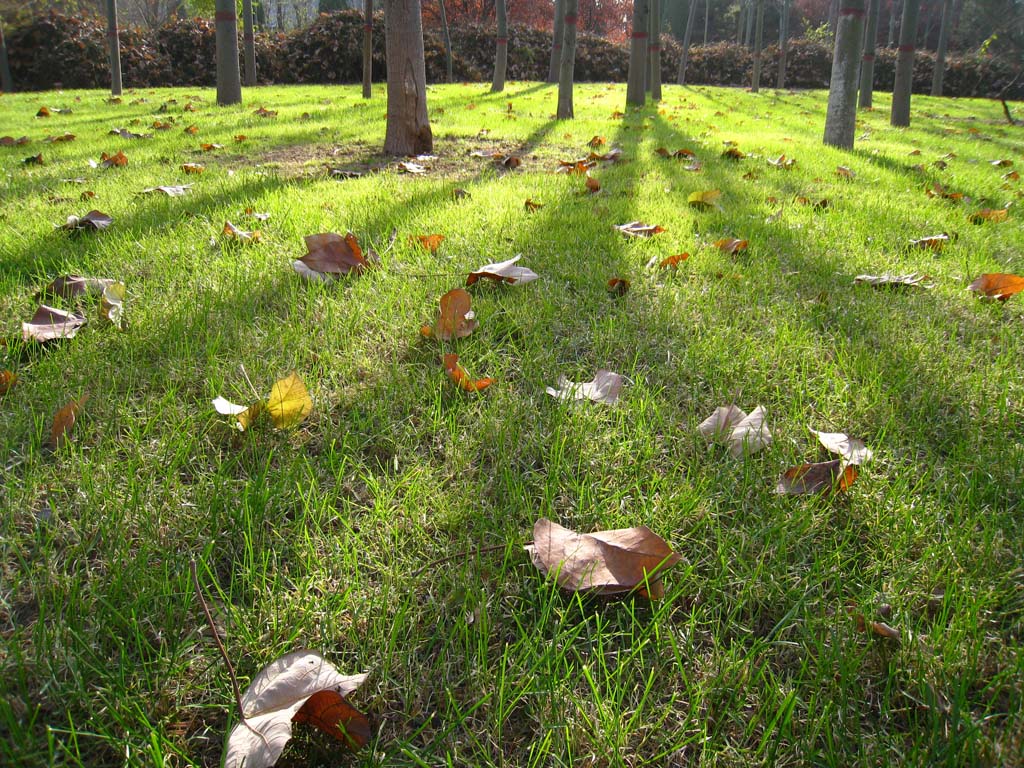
left=548, top=0, right=564, bottom=84
left=0, top=15, right=13, bottom=93
left=242, top=0, right=257, bottom=87
left=106, top=0, right=123, bottom=96
left=703, top=0, right=709, bottom=44
left=649, top=0, right=662, bottom=101
left=215, top=0, right=241, bottom=105
left=827, top=0, right=840, bottom=38
left=751, top=0, right=764, bottom=91
left=777, top=0, right=790, bottom=88
left=384, top=0, right=432, bottom=153
left=930, top=0, right=952, bottom=95
left=556, top=0, right=578, bottom=118
left=736, top=4, right=745, bottom=44
left=859, top=0, right=880, bottom=106
left=626, top=0, right=649, bottom=106
left=362, top=0, right=372, bottom=98
left=677, top=0, right=697, bottom=85
left=887, top=0, right=899, bottom=46
left=491, top=0, right=508, bottom=92
left=823, top=0, right=866, bottom=148
left=744, top=0, right=755, bottom=46
left=890, top=0, right=920, bottom=126
left=438, top=0, right=453, bottom=82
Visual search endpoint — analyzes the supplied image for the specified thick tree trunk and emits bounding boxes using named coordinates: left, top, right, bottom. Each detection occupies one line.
left=548, top=0, right=564, bottom=84
left=930, top=0, right=952, bottom=95
left=438, top=0, right=453, bottom=82
left=215, top=0, right=242, bottom=105
left=242, top=0, right=257, bottom=87
left=859, top=0, right=880, bottom=106
left=649, top=0, right=662, bottom=101
left=777, top=0, right=790, bottom=88
left=890, top=0, right=920, bottom=126
left=626, top=0, right=649, bottom=106
left=362, top=0, right=372, bottom=98
left=824, top=0, right=866, bottom=147
left=751, top=0, right=765, bottom=91
left=106, top=0, right=123, bottom=96
left=384, top=0, right=432, bottom=153
left=677, top=0, right=697, bottom=85
left=491, top=0, right=508, bottom=92
left=887, top=0, right=899, bottom=46
left=556, top=0, right=578, bottom=118
left=0, top=16, right=13, bottom=93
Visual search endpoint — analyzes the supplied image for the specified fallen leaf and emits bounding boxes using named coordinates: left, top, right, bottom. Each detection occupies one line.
left=809, top=428, right=873, bottom=465
left=767, top=154, right=795, bottom=169
left=854, top=273, right=934, bottom=289
left=910, top=233, right=952, bottom=251
left=722, top=146, right=745, bottom=160
left=414, top=234, right=445, bottom=253
left=43, top=132, right=76, bottom=143
left=556, top=159, right=594, bottom=175
left=699, top=404, right=771, bottom=457
left=607, top=277, right=630, bottom=296
left=253, top=106, right=278, bottom=118
left=37, top=275, right=115, bottom=299
left=443, top=354, right=494, bottom=392
left=244, top=209, right=271, bottom=221
left=222, top=650, right=367, bottom=768
left=141, top=184, right=192, bottom=197
left=525, top=518, right=680, bottom=597
left=152, top=121, right=172, bottom=130
left=47, top=395, right=89, bottom=449
left=588, top=135, right=606, bottom=148
left=99, top=282, right=127, bottom=329
left=421, top=288, right=477, bottom=340
left=109, top=127, right=151, bottom=140
left=80, top=190, right=96, bottom=201
left=62, top=210, right=113, bottom=233
left=990, top=159, right=1013, bottom=167
left=397, top=161, right=427, bottom=174
left=775, top=459, right=857, bottom=495
left=1002, top=171, right=1020, bottom=181
left=835, top=165, right=855, bottom=179
left=36, top=106, right=51, bottom=117
left=466, top=255, right=539, bottom=286
left=545, top=370, right=623, bottom=404
left=650, top=253, right=689, bottom=269
left=584, top=175, right=601, bottom=193
left=524, top=198, right=544, bottom=212
left=714, top=237, right=748, bottom=254
left=213, top=396, right=260, bottom=431
left=688, top=189, right=722, bottom=211
left=22, top=305, right=87, bottom=342
left=183, top=124, right=199, bottom=134
left=616, top=221, right=665, bottom=238
left=869, top=621, right=900, bottom=641
left=180, top=163, right=204, bottom=174
left=266, top=372, right=313, bottom=429
left=498, top=154, right=521, bottom=169
left=925, top=183, right=962, bottom=201
left=292, top=690, right=370, bottom=750
left=23, top=153, right=44, bottom=165
left=234, top=134, right=248, bottom=142
left=0, top=136, right=30, bottom=146
left=969, top=208, right=1008, bottom=224
left=223, top=221, right=260, bottom=242
left=967, top=273, right=1024, bottom=301
left=201, top=143, right=224, bottom=152
left=100, top=150, right=128, bottom=168
left=0, top=370, right=17, bottom=395
left=452, top=188, right=470, bottom=200
left=293, top=232, right=371, bottom=280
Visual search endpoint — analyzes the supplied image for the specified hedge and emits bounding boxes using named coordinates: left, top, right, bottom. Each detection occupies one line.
left=4, top=11, right=1021, bottom=100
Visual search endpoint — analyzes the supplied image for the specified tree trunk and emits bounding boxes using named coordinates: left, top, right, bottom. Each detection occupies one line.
left=887, top=0, right=898, bottom=46
left=736, top=4, right=745, bottom=44
left=677, top=0, right=697, bottom=85
left=556, top=0, right=578, bottom=118
left=703, top=0, right=709, bottom=44
left=548, top=0, right=564, bottom=84
left=242, top=0, right=257, bottom=86
left=384, top=0, right=432, bottom=153
left=491, top=0, right=508, bottom=91
left=859, top=0, right=880, bottom=106
left=744, top=0, right=755, bottom=46
left=751, top=0, right=764, bottom=91
left=823, top=0, right=866, bottom=147
left=649, top=0, right=662, bottom=101
left=777, top=0, right=790, bottom=88
left=0, top=16, right=13, bottom=93
left=626, top=0, right=649, bottom=106
left=438, top=0, right=453, bottom=83
left=890, top=0, right=920, bottom=126
left=930, top=0, right=952, bottom=95
left=215, top=0, right=242, bottom=105
left=106, top=0, right=123, bottom=96
left=362, top=0, right=372, bottom=98
left=827, top=0, right=840, bottom=38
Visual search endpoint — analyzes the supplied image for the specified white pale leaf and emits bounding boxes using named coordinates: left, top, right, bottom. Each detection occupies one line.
left=698, top=405, right=747, bottom=440
left=213, top=396, right=248, bottom=416
left=291, top=260, right=333, bottom=282
left=727, top=405, right=771, bottom=458
left=469, top=255, right=540, bottom=285
left=545, top=370, right=624, bottom=404
left=810, top=428, right=873, bottom=465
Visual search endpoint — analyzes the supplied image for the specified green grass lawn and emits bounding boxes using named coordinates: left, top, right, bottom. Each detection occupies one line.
left=1, top=81, right=1022, bottom=767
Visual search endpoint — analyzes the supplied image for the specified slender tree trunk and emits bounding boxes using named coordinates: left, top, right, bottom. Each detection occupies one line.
left=736, top=4, right=744, bottom=43
left=492, top=0, right=508, bottom=91
left=677, top=0, right=697, bottom=84
left=887, top=0, right=898, bottom=46
left=438, top=0, right=453, bottom=83
left=744, top=0, right=755, bottom=46
left=626, top=0, right=649, bottom=106
left=703, top=0, right=709, bottom=44
left=930, top=0, right=952, bottom=95
left=242, top=0, right=257, bottom=86
left=777, top=0, right=790, bottom=88
left=106, top=0, right=123, bottom=96
left=556, top=0, right=578, bottom=118
left=384, top=0, right=432, bottom=153
left=215, top=0, right=242, bottom=105
left=859, top=0, right=880, bottom=106
left=0, top=16, right=13, bottom=93
left=890, top=0, right=920, bottom=126
left=362, top=0, right=372, bottom=98
left=649, top=0, right=662, bottom=101
left=751, top=0, right=764, bottom=91
left=824, top=0, right=866, bottom=147
left=827, top=0, right=840, bottom=38
left=548, top=0, right=564, bottom=83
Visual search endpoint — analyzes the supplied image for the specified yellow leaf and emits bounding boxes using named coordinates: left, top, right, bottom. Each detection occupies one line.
left=687, top=189, right=722, bottom=211
left=266, top=372, right=312, bottom=429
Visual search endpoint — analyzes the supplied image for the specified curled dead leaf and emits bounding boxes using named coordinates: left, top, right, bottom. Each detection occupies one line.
left=967, top=273, right=1024, bottom=301
left=546, top=370, right=623, bottom=404
left=0, top=370, right=17, bottom=395
left=181, top=163, right=204, bottom=174
left=62, top=210, right=113, bottom=234
left=414, top=234, right=445, bottom=252
left=422, top=288, right=478, bottom=340
left=443, top=354, right=494, bottom=392
left=616, top=221, right=664, bottom=238
left=809, top=428, right=873, bottom=465
left=714, top=237, right=748, bottom=254
left=22, top=305, right=87, bottom=342
left=466, top=255, right=539, bottom=286
left=606, top=277, right=630, bottom=296
left=47, top=395, right=89, bottom=450
left=294, top=232, right=372, bottom=280
left=699, top=405, right=771, bottom=457
left=969, top=208, right=1008, bottom=224
left=775, top=459, right=857, bottom=495
left=223, top=221, right=260, bottom=242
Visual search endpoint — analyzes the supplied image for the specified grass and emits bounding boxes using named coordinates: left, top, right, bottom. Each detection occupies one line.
left=0, top=80, right=1022, bottom=767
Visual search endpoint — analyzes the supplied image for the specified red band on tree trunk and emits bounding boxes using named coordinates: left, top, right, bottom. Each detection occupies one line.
left=497, top=38, right=508, bottom=44
left=649, top=45, right=661, bottom=51
left=838, top=7, right=865, bottom=16
left=631, top=32, right=648, bottom=39
left=364, top=24, right=372, bottom=31
left=897, top=44, right=914, bottom=52
left=564, top=14, right=577, bottom=24
left=107, top=28, right=118, bottom=38
left=862, top=53, right=875, bottom=61
left=215, top=11, right=236, bottom=21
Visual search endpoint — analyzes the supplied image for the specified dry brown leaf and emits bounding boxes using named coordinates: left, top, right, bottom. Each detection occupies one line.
left=524, top=198, right=544, bottom=212
left=183, top=124, right=199, bottom=134
left=775, top=459, right=858, bottom=495
left=293, top=232, right=371, bottom=280
left=854, top=273, right=934, bottom=289
left=869, top=621, right=901, bottom=641
left=47, top=395, right=89, bottom=449
left=292, top=690, right=370, bottom=751
left=253, top=106, right=278, bottom=118
left=200, top=142, right=224, bottom=152
left=466, top=255, right=539, bottom=286
left=23, top=153, right=44, bottom=165
left=714, top=237, right=748, bottom=254
left=835, top=165, right=855, bottom=179
left=43, top=132, right=76, bottom=143
left=223, top=221, right=261, bottom=242
left=0, top=370, right=17, bottom=395
left=606, top=277, right=630, bottom=296
left=37, top=275, right=115, bottom=300
left=649, top=253, right=689, bottom=269
left=545, top=370, right=623, bottom=404
left=421, top=288, right=478, bottom=340
left=967, top=273, right=1024, bottom=301
left=910, top=233, right=952, bottom=251
left=969, top=208, right=1008, bottom=224
left=100, top=150, right=128, bottom=168
left=397, top=161, right=427, bottom=174
left=767, top=154, right=795, bottom=169
left=22, top=305, right=87, bottom=342
left=584, top=175, right=601, bottom=193
left=443, top=354, right=494, bottom=392
left=62, top=210, right=113, bottom=233
left=0, top=135, right=30, bottom=146
left=525, top=518, right=681, bottom=597
left=180, top=163, right=204, bottom=174
left=722, top=146, right=746, bottom=160
left=414, top=234, right=445, bottom=252
left=588, top=135, right=606, bottom=148
left=141, top=184, right=192, bottom=197
left=616, top=221, right=665, bottom=238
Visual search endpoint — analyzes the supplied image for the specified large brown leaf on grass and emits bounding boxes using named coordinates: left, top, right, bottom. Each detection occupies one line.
left=47, top=395, right=89, bottom=449
left=967, top=273, right=1024, bottom=301
left=62, top=210, right=113, bottom=233
left=293, top=232, right=374, bottom=280
left=22, top=305, right=87, bottom=342
left=292, top=690, right=370, bottom=750
left=421, top=289, right=478, bottom=340
left=526, top=518, right=681, bottom=598
left=223, top=650, right=367, bottom=768
left=776, top=459, right=857, bottom=495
